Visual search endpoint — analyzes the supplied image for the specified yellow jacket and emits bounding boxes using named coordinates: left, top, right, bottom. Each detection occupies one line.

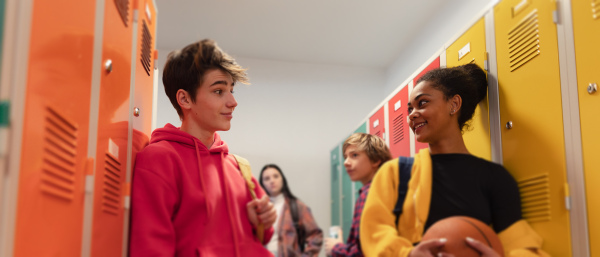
left=359, top=149, right=550, bottom=257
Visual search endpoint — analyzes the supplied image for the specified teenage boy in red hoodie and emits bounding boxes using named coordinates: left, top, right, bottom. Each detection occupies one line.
left=130, top=39, right=276, bottom=257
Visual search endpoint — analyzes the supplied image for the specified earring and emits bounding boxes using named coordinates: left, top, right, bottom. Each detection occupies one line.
left=450, top=109, right=455, bottom=115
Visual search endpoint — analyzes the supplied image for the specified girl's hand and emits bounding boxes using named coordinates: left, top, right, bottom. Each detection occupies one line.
left=465, top=237, right=502, bottom=257
left=409, top=238, right=451, bottom=257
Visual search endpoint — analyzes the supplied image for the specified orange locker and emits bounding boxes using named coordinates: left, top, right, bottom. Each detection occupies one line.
left=494, top=0, right=571, bottom=255
left=412, top=56, right=440, bottom=154
left=368, top=106, right=385, bottom=140
left=12, top=0, right=96, bottom=256
left=122, top=0, right=156, bottom=254
left=88, top=0, right=134, bottom=256
left=132, top=0, right=156, bottom=139
left=387, top=86, right=410, bottom=158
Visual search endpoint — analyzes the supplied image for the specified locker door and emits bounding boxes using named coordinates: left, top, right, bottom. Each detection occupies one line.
left=572, top=1, right=600, bottom=256
left=131, top=0, right=156, bottom=138
left=354, top=122, right=367, bottom=134
left=330, top=145, right=341, bottom=227
left=387, top=86, right=410, bottom=158
left=123, top=0, right=156, bottom=254
left=90, top=0, right=134, bottom=256
left=494, top=0, right=571, bottom=256
left=369, top=107, right=385, bottom=140
left=13, top=0, right=96, bottom=256
left=412, top=57, right=440, bottom=154
left=445, top=18, right=491, bottom=161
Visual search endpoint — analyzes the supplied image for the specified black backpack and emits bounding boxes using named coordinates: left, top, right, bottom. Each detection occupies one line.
left=392, top=156, right=414, bottom=226
left=289, top=199, right=306, bottom=252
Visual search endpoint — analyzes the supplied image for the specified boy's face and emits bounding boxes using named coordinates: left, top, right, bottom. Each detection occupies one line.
left=343, top=145, right=380, bottom=185
left=187, top=68, right=238, bottom=133
left=261, top=167, right=283, bottom=196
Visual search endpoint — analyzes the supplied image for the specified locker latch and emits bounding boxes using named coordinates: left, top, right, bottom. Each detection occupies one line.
left=484, top=52, right=489, bottom=71
left=84, top=158, right=95, bottom=194
left=552, top=0, right=560, bottom=24
left=124, top=182, right=131, bottom=209
left=564, top=182, right=571, bottom=211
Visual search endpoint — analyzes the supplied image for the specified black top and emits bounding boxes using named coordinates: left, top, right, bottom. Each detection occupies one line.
left=424, top=154, right=522, bottom=233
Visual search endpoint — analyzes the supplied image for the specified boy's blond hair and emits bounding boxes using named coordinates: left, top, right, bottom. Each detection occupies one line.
left=343, top=133, right=392, bottom=167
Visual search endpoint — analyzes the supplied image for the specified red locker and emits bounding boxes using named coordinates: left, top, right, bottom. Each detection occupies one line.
left=411, top=56, right=440, bottom=154
left=387, top=86, right=410, bottom=158
left=369, top=106, right=385, bottom=140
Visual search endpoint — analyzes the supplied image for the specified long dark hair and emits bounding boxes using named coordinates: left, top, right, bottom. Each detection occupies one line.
left=259, top=164, right=297, bottom=201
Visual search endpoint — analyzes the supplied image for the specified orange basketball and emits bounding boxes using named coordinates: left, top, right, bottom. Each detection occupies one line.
left=421, top=216, right=504, bottom=257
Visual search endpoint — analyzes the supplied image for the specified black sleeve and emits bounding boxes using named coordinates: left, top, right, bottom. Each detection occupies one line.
left=488, top=163, right=522, bottom=233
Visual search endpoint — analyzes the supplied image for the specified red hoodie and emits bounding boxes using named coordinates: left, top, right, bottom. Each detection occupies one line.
left=130, top=124, right=274, bottom=257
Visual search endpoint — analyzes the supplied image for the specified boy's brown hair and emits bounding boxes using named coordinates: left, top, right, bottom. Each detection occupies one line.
left=343, top=133, right=392, bottom=167
left=163, top=39, right=249, bottom=119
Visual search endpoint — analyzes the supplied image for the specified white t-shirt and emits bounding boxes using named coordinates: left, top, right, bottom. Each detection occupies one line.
left=266, top=194, right=286, bottom=254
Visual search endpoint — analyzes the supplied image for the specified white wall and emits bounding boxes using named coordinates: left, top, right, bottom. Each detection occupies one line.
left=384, top=0, right=494, bottom=96
left=155, top=52, right=385, bottom=254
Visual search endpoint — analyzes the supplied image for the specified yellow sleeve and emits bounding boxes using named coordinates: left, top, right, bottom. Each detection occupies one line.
left=360, top=159, right=414, bottom=257
left=498, top=220, right=551, bottom=257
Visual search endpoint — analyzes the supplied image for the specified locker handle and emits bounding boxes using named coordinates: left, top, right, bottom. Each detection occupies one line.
left=588, top=83, right=597, bottom=94
left=104, top=59, right=113, bottom=73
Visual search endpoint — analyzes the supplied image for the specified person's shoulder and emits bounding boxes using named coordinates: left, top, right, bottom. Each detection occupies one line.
left=475, top=157, right=516, bottom=182
left=380, top=157, right=400, bottom=171
left=137, top=141, right=179, bottom=157
left=475, top=157, right=508, bottom=172
left=134, top=141, right=183, bottom=171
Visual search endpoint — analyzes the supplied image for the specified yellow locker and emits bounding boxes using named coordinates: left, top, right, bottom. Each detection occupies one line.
left=494, top=0, right=571, bottom=256
left=572, top=0, right=600, bottom=256
left=445, top=18, right=491, bottom=161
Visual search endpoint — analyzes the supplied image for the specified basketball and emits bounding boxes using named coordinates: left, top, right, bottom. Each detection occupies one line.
left=421, top=216, right=504, bottom=257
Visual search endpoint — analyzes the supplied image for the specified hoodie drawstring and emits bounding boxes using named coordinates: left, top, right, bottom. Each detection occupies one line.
left=219, top=152, right=241, bottom=257
left=193, top=140, right=212, bottom=219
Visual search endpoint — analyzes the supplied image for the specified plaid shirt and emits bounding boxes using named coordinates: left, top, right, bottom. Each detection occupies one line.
left=331, top=182, right=371, bottom=257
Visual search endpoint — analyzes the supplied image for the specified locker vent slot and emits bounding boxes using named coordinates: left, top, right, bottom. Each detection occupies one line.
left=518, top=173, right=550, bottom=223
left=374, top=131, right=382, bottom=139
left=141, top=20, right=152, bottom=76
left=392, top=114, right=405, bottom=145
left=114, top=0, right=129, bottom=27
left=41, top=106, right=78, bottom=201
left=103, top=153, right=121, bottom=215
left=593, top=0, right=600, bottom=20
left=508, top=10, right=540, bottom=72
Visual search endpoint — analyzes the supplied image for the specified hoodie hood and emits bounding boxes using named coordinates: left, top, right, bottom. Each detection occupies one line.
left=150, top=123, right=229, bottom=154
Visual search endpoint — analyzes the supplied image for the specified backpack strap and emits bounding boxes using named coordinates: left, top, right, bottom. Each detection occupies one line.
left=232, top=154, right=264, bottom=243
left=289, top=199, right=305, bottom=252
left=393, top=156, right=414, bottom=227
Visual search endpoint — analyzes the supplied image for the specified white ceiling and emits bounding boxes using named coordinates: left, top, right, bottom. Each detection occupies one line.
left=154, top=0, right=473, bottom=69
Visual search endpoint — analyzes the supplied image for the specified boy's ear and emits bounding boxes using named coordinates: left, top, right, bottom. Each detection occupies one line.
left=372, top=159, right=382, bottom=169
left=177, top=89, right=192, bottom=110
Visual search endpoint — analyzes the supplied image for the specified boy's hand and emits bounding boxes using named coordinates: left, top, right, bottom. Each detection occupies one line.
left=247, top=195, right=277, bottom=229
left=324, top=237, right=343, bottom=256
